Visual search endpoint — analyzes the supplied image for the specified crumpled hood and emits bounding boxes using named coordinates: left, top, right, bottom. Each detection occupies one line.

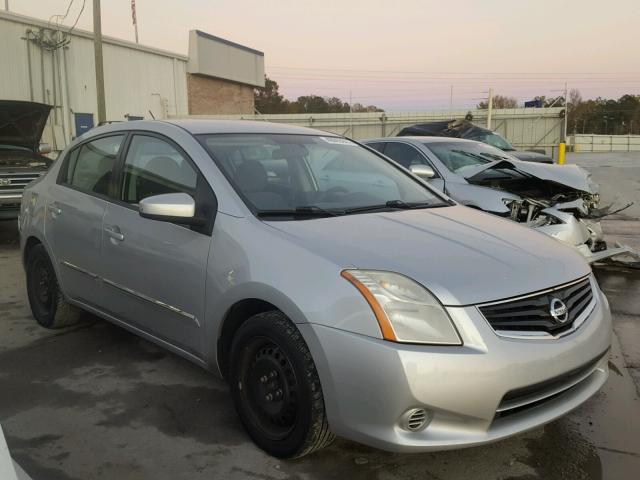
left=266, top=205, right=590, bottom=306
left=0, top=101, right=52, bottom=150
left=461, top=159, right=598, bottom=194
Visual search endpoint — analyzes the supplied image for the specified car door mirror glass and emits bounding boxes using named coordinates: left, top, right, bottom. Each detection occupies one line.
left=410, top=165, right=436, bottom=179
left=139, top=193, right=197, bottom=223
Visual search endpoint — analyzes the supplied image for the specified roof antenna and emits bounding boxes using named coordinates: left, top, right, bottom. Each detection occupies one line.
left=148, top=110, right=155, bottom=119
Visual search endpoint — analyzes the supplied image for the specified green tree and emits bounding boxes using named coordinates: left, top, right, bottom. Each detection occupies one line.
left=477, top=94, right=518, bottom=109
left=254, top=77, right=289, bottom=114
left=565, top=91, right=640, bottom=135
left=255, top=76, right=384, bottom=114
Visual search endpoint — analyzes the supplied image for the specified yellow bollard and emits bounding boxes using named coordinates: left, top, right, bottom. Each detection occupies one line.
left=558, top=142, right=566, bottom=165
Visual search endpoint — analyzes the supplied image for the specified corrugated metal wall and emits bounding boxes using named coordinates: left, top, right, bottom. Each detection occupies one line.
left=178, top=108, right=565, bottom=156
left=0, top=11, right=189, bottom=151
left=572, top=134, right=640, bottom=152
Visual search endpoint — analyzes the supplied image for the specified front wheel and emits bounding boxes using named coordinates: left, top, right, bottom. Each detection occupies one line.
left=229, top=311, right=334, bottom=458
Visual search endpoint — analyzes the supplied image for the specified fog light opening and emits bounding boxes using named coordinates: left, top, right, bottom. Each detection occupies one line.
left=400, top=408, right=431, bottom=432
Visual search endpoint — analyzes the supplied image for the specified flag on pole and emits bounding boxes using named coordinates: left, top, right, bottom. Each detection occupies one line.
left=131, top=0, right=139, bottom=43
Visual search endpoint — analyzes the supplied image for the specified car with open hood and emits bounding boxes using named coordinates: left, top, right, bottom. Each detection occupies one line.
left=398, top=120, right=554, bottom=164
left=0, top=100, right=53, bottom=220
left=20, top=120, right=610, bottom=458
left=364, top=136, right=632, bottom=262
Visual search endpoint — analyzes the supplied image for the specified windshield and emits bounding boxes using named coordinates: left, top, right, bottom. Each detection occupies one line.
left=425, top=141, right=513, bottom=173
left=468, top=131, right=515, bottom=150
left=199, top=134, right=447, bottom=218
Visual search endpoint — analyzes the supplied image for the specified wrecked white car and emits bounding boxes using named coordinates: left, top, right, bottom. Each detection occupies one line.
left=363, top=136, right=633, bottom=262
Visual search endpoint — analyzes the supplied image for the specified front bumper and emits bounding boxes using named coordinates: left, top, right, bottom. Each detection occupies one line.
left=300, top=281, right=611, bottom=452
left=536, top=211, right=636, bottom=263
left=0, top=194, right=21, bottom=220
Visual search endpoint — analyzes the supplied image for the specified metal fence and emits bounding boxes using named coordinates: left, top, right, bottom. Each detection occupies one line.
left=571, top=134, right=640, bottom=152
left=174, top=107, right=565, bottom=156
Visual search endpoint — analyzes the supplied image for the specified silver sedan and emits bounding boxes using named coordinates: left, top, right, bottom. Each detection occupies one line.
left=19, top=120, right=611, bottom=458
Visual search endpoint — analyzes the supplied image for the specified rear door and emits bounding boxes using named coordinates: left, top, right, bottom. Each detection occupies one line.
left=100, top=133, right=214, bottom=356
left=45, top=134, right=125, bottom=308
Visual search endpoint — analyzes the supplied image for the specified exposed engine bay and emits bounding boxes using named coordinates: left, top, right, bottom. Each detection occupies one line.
left=464, top=160, right=634, bottom=262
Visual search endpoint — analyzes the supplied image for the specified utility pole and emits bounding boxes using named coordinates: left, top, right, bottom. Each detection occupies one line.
left=93, top=0, right=107, bottom=124
left=449, top=85, right=453, bottom=110
left=563, top=82, right=568, bottom=143
left=349, top=90, right=353, bottom=138
left=4, top=1, right=9, bottom=11
left=486, top=88, right=494, bottom=129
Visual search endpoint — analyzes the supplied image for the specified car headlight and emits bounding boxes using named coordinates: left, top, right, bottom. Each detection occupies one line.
left=341, top=270, right=461, bottom=345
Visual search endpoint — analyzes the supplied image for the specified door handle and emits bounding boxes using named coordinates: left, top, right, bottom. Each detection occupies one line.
left=48, top=204, right=62, bottom=216
left=104, top=226, right=125, bottom=242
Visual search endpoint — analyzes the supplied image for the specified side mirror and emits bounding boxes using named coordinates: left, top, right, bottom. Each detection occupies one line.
left=139, top=193, right=201, bottom=225
left=410, top=164, right=436, bottom=179
left=38, top=143, right=52, bottom=154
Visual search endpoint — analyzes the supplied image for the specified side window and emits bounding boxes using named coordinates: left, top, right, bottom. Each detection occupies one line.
left=383, top=142, right=428, bottom=170
left=65, top=135, right=124, bottom=195
left=121, top=135, right=198, bottom=204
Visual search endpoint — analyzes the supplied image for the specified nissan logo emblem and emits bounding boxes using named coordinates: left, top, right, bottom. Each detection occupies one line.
left=550, top=298, right=569, bottom=323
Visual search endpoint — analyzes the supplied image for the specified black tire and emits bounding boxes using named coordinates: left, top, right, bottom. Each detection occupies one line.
left=229, top=311, right=334, bottom=458
left=26, top=244, right=81, bottom=329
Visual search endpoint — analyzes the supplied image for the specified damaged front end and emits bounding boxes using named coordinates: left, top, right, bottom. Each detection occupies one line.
left=466, top=160, right=635, bottom=263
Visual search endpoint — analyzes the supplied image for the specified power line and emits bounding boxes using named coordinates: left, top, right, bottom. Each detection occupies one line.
left=48, top=0, right=75, bottom=27
left=268, top=65, right=640, bottom=76
left=68, top=0, right=86, bottom=34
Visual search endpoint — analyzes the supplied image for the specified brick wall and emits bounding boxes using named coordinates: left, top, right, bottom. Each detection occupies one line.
left=187, top=74, right=255, bottom=115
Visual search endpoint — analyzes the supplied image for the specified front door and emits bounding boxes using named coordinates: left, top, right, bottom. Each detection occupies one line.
left=100, top=134, right=212, bottom=356
left=45, top=134, right=125, bottom=308
left=383, top=142, right=446, bottom=192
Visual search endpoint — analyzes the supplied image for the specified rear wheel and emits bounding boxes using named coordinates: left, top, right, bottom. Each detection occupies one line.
left=229, top=311, right=334, bottom=458
left=26, top=244, right=81, bottom=329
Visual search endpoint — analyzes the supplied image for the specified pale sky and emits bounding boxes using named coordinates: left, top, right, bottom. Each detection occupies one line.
left=8, top=0, right=640, bottom=110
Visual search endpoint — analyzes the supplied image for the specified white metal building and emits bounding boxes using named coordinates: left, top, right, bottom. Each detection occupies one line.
left=0, top=10, right=264, bottom=151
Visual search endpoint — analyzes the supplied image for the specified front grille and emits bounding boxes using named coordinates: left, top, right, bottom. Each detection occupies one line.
left=0, top=172, right=42, bottom=191
left=495, top=349, right=607, bottom=418
left=479, top=277, right=593, bottom=335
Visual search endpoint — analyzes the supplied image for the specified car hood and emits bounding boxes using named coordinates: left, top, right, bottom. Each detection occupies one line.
left=0, top=100, right=52, bottom=150
left=508, top=150, right=554, bottom=164
left=460, top=159, right=597, bottom=194
left=266, top=205, right=590, bottom=306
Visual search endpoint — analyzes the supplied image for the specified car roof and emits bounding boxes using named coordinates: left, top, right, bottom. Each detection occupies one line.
left=364, top=136, right=478, bottom=145
left=83, top=119, right=339, bottom=137
left=166, top=119, right=339, bottom=136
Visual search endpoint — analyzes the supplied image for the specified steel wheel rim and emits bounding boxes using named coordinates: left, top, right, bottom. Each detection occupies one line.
left=241, top=337, right=299, bottom=440
left=30, top=257, right=54, bottom=316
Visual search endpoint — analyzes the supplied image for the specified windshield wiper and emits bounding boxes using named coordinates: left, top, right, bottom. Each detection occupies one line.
left=256, top=205, right=346, bottom=218
left=342, top=200, right=448, bottom=214
left=384, top=199, right=436, bottom=209
left=451, top=149, right=494, bottom=163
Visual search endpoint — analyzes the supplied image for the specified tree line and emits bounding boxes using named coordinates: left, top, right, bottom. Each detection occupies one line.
left=255, top=78, right=639, bottom=135
left=477, top=90, right=640, bottom=135
left=254, top=77, right=384, bottom=114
